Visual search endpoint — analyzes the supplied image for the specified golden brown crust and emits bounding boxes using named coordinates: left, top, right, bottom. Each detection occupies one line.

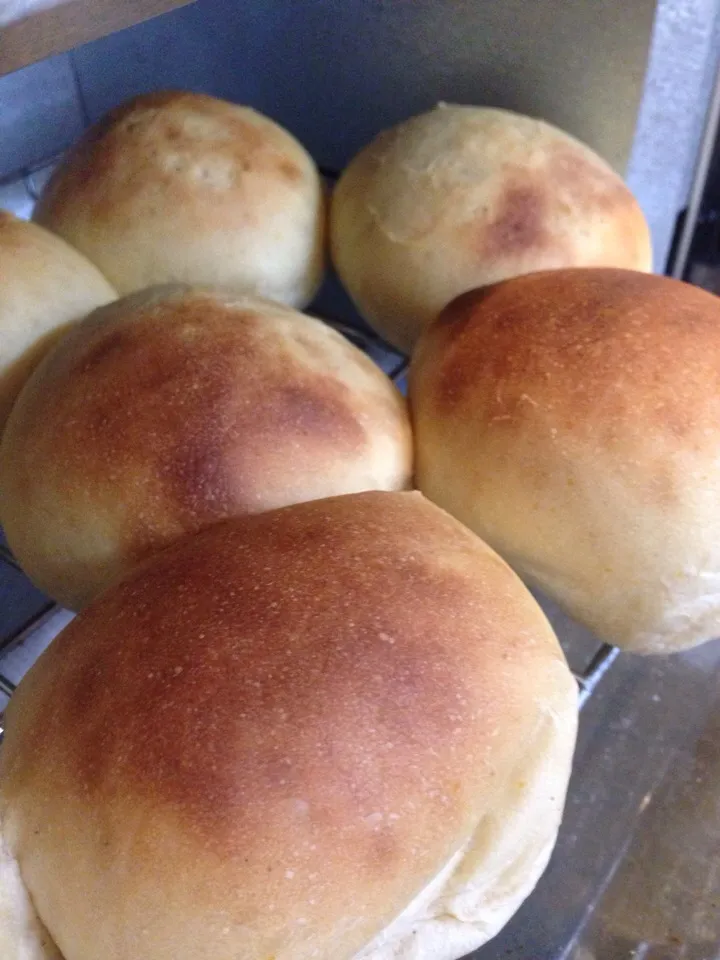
left=34, top=92, right=325, bottom=306
left=1, top=491, right=576, bottom=960
left=0, top=211, right=115, bottom=434
left=36, top=92, right=306, bottom=233
left=331, top=105, right=652, bottom=352
left=425, top=269, right=720, bottom=446
left=0, top=287, right=412, bottom=609
left=411, top=268, right=720, bottom=653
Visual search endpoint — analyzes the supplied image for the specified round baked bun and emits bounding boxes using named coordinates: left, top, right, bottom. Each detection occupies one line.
left=0, top=211, right=115, bottom=435
left=0, top=491, right=578, bottom=960
left=33, top=91, right=325, bottom=307
left=331, top=104, right=652, bottom=352
left=0, top=286, right=411, bottom=610
left=410, top=268, right=720, bottom=655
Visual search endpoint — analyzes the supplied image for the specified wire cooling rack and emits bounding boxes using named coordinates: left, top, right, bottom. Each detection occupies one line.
left=0, top=161, right=619, bottom=727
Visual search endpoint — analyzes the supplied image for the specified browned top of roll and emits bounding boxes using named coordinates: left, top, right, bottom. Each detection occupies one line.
left=1, top=491, right=576, bottom=960
left=36, top=92, right=305, bottom=231
left=0, top=286, right=411, bottom=609
left=421, top=269, right=720, bottom=439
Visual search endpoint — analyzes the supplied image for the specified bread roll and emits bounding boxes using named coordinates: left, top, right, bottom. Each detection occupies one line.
left=0, top=211, right=115, bottom=435
left=331, top=104, right=652, bottom=352
left=0, top=287, right=411, bottom=610
left=33, top=92, right=325, bottom=307
left=410, top=268, right=720, bottom=655
left=0, top=491, right=578, bottom=960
